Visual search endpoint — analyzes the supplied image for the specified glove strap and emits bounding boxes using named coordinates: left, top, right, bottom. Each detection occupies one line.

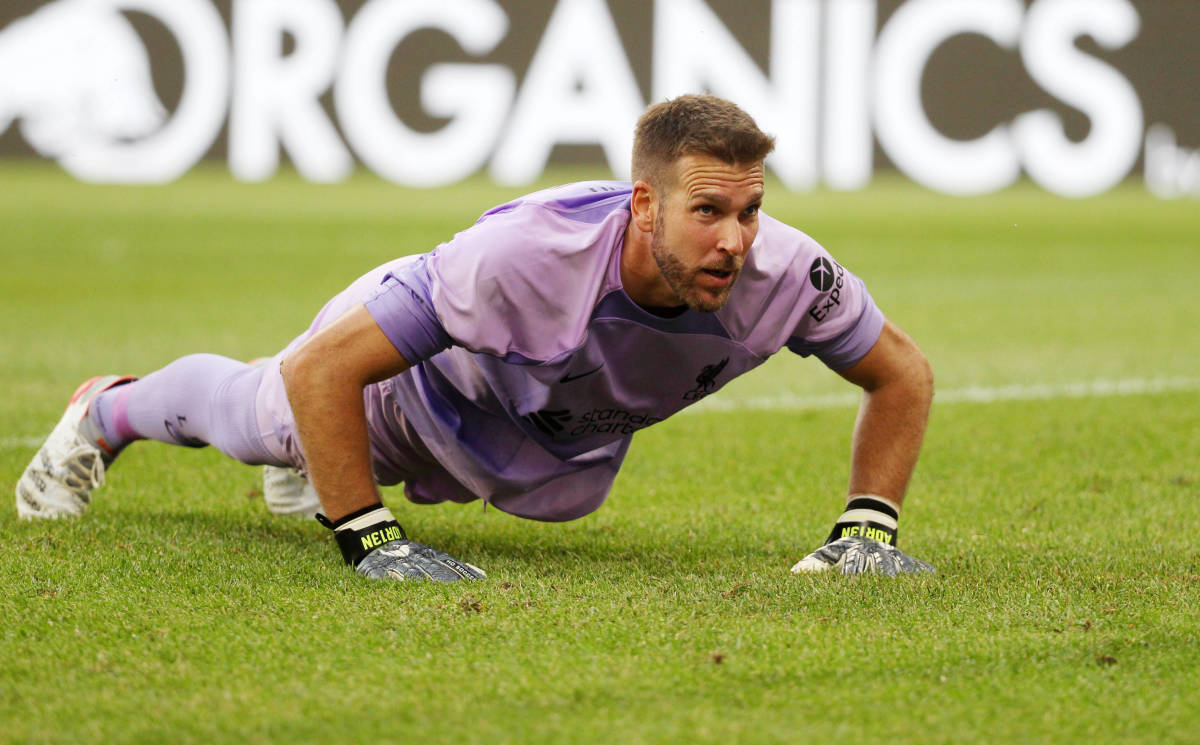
left=825, top=494, right=900, bottom=547
left=315, top=503, right=406, bottom=567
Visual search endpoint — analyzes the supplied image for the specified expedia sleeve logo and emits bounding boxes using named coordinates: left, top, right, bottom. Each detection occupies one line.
left=807, top=257, right=845, bottom=323
left=808, top=257, right=836, bottom=292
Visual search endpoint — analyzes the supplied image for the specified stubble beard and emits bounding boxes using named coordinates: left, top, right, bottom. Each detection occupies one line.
left=650, top=210, right=737, bottom=313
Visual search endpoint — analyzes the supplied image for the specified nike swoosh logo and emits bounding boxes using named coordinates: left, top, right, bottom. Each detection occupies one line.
left=559, top=364, right=605, bottom=384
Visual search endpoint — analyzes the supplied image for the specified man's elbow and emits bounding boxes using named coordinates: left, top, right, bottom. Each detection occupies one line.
left=280, top=343, right=325, bottom=399
left=897, top=329, right=933, bottom=395
left=885, top=328, right=934, bottom=407
left=916, top=352, right=936, bottom=410
left=913, top=348, right=934, bottom=407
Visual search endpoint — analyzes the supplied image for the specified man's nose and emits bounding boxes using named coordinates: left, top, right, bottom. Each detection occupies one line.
left=716, top=217, right=746, bottom=255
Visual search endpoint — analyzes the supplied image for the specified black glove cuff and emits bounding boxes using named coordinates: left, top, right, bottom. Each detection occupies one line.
left=824, top=495, right=900, bottom=547
left=315, top=503, right=407, bottom=567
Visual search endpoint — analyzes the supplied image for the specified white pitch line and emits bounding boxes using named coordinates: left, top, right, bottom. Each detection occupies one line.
left=685, top=376, right=1200, bottom=414
left=1, top=377, right=1197, bottom=451
left=2, top=436, right=47, bottom=452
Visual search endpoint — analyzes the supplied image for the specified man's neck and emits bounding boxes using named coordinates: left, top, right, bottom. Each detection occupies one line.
left=619, top=220, right=675, bottom=310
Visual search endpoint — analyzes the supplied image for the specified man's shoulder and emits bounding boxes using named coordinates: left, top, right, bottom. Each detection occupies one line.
left=441, top=180, right=631, bottom=268
left=477, top=181, right=632, bottom=228
left=425, top=182, right=629, bottom=362
left=749, top=212, right=823, bottom=272
left=716, top=213, right=844, bottom=353
left=723, top=212, right=828, bottom=301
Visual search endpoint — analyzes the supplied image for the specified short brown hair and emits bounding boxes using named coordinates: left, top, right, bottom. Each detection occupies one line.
left=632, top=94, right=775, bottom=190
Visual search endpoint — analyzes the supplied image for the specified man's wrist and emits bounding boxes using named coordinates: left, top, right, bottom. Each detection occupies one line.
left=316, top=503, right=406, bottom=566
left=825, top=494, right=900, bottom=546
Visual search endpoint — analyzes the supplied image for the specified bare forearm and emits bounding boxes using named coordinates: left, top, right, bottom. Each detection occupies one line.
left=279, top=303, right=412, bottom=523
left=836, top=320, right=934, bottom=507
left=847, top=366, right=932, bottom=505
left=284, top=367, right=380, bottom=522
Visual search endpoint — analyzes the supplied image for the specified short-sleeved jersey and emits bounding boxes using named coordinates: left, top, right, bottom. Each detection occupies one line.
left=255, top=182, right=884, bottom=521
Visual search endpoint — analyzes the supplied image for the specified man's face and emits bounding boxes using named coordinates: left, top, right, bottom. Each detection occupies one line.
left=649, top=154, right=765, bottom=312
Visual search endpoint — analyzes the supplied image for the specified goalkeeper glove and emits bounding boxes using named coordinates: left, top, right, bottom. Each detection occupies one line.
left=316, top=504, right=485, bottom=582
left=791, top=495, right=935, bottom=576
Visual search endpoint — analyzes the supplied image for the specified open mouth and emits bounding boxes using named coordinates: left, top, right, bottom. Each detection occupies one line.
left=702, top=268, right=734, bottom=279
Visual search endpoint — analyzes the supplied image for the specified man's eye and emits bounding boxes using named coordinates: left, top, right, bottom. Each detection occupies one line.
left=697, top=205, right=714, bottom=215
left=743, top=205, right=759, bottom=216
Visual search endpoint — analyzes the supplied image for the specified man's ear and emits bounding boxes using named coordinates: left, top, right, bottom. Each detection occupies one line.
left=630, top=180, right=657, bottom=232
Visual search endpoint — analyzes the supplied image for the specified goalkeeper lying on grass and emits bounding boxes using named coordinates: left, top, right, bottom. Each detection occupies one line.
left=17, top=95, right=935, bottom=581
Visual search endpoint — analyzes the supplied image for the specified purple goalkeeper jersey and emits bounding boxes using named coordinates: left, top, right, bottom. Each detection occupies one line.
left=255, top=182, right=884, bottom=521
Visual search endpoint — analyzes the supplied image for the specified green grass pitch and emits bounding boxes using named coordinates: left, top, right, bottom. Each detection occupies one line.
left=1, top=163, right=1197, bottom=744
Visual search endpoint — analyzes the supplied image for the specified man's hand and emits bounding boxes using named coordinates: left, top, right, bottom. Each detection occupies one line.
left=317, top=502, right=485, bottom=582
left=357, top=540, right=486, bottom=581
left=793, top=494, right=935, bottom=576
left=791, top=535, right=935, bottom=576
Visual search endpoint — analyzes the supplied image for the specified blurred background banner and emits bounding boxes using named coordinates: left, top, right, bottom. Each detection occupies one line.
left=0, top=0, right=1195, bottom=197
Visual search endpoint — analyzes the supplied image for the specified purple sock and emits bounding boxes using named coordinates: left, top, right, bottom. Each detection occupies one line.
left=87, top=354, right=283, bottom=466
left=87, top=381, right=139, bottom=455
